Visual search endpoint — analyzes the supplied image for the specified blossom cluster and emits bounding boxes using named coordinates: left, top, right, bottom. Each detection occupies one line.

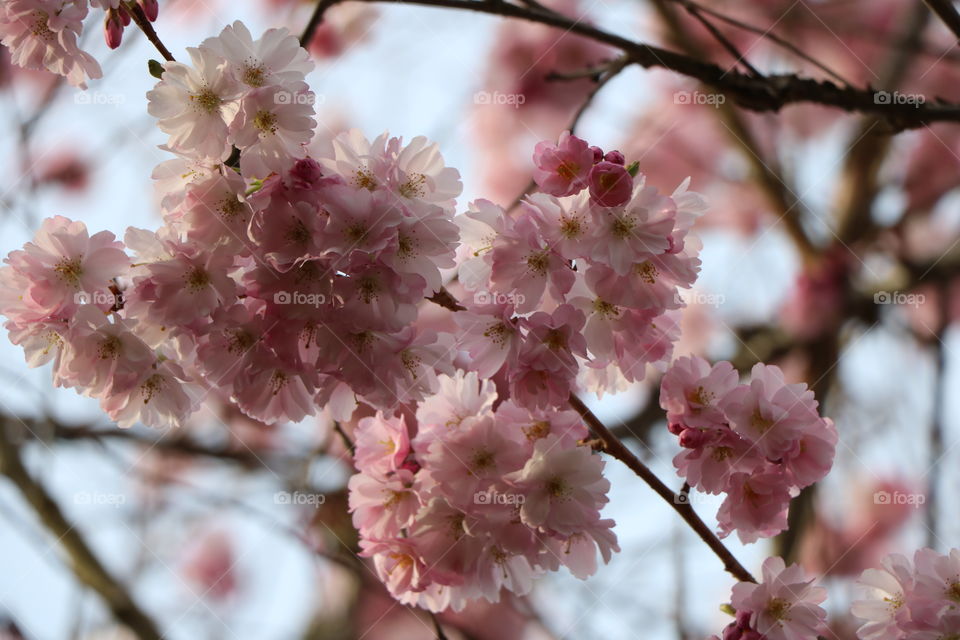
left=455, top=132, right=705, bottom=405
left=712, top=556, right=829, bottom=640
left=660, top=356, right=838, bottom=543
left=0, top=24, right=463, bottom=428
left=852, top=548, right=960, bottom=639
left=0, top=22, right=838, bottom=613
left=349, top=371, right=617, bottom=611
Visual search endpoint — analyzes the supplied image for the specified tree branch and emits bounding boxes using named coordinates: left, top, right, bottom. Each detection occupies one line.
left=126, top=3, right=175, bottom=62
left=923, top=0, right=960, bottom=42
left=310, top=0, right=960, bottom=128
left=0, top=421, right=163, bottom=640
left=568, top=394, right=756, bottom=583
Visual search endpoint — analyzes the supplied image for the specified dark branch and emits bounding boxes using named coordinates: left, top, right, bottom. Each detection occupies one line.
left=312, top=0, right=960, bottom=129
left=0, top=421, right=163, bottom=640
left=568, top=394, right=756, bottom=583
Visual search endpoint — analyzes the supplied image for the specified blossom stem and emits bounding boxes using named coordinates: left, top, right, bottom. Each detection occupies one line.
left=568, top=393, right=756, bottom=583
left=126, top=1, right=176, bottom=62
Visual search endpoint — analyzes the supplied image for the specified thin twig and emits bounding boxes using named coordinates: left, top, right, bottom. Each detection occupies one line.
left=568, top=394, right=755, bottom=583
left=301, top=0, right=341, bottom=47
left=681, top=2, right=762, bottom=77
left=508, top=56, right=631, bottom=211
left=126, top=3, right=175, bottom=62
left=671, top=0, right=851, bottom=84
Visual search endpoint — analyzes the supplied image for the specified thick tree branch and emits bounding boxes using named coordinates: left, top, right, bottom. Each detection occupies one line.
left=0, top=422, right=163, bottom=640
left=923, top=0, right=960, bottom=42
left=308, top=0, right=960, bottom=128
left=568, top=394, right=756, bottom=583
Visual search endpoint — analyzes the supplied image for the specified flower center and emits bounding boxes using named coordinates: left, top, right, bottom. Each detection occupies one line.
left=32, top=11, right=54, bottom=41
left=523, top=420, right=551, bottom=441
left=241, top=62, right=267, bottom=87
left=190, top=88, right=222, bottom=115
left=54, top=257, right=83, bottom=287
left=184, top=267, right=210, bottom=292
left=526, top=251, right=549, bottom=275
left=766, top=597, right=791, bottom=621
left=353, top=168, right=377, bottom=190
left=399, top=173, right=427, bottom=198
left=635, top=261, right=658, bottom=284
left=556, top=161, right=579, bottom=181
left=547, top=476, right=571, bottom=499
left=253, top=110, right=278, bottom=135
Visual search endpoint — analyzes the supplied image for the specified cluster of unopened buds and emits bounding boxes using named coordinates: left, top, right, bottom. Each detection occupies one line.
left=0, top=19, right=845, bottom=617
left=660, top=356, right=838, bottom=543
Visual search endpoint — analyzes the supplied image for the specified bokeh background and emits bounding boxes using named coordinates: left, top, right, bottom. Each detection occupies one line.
left=1, top=0, right=959, bottom=638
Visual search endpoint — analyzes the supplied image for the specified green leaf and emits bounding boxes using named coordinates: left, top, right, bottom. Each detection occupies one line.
left=148, top=59, right=165, bottom=80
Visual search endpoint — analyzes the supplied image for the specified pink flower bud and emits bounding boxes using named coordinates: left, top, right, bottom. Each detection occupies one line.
left=679, top=427, right=706, bottom=448
left=603, top=150, right=625, bottom=165
left=589, top=145, right=604, bottom=163
left=289, top=158, right=324, bottom=189
left=667, top=421, right=685, bottom=436
left=139, top=0, right=159, bottom=22
left=104, top=10, right=124, bottom=50
left=588, top=161, right=633, bottom=207
left=118, top=4, right=131, bottom=26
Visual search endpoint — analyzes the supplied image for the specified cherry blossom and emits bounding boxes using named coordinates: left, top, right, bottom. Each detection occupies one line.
left=730, top=556, right=828, bottom=640
left=0, top=0, right=102, bottom=88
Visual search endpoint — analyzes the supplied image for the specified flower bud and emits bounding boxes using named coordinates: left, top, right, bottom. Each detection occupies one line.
left=603, top=150, right=625, bottom=165
left=589, top=145, right=604, bottom=163
left=104, top=9, right=124, bottom=49
left=679, top=427, right=706, bottom=448
left=139, top=0, right=159, bottom=22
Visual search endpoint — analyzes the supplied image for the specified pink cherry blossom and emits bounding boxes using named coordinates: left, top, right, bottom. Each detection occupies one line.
left=3, top=215, right=127, bottom=320
left=588, top=161, right=633, bottom=206
left=505, top=435, right=610, bottom=535
left=202, top=21, right=313, bottom=90
left=660, top=355, right=739, bottom=430
left=532, top=131, right=594, bottom=197
left=724, top=363, right=822, bottom=459
left=730, top=556, right=828, bottom=640
left=230, top=84, right=316, bottom=178
left=147, top=46, right=241, bottom=160
left=0, top=0, right=102, bottom=88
